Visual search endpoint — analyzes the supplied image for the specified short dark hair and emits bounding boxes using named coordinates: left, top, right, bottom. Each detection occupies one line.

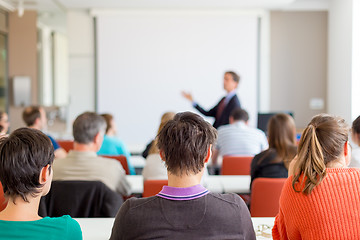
left=0, top=128, right=54, bottom=202
left=352, top=115, right=360, bottom=134
left=22, top=106, right=42, bottom=126
left=157, top=112, right=217, bottom=176
left=73, top=112, right=106, bottom=144
left=225, top=71, right=240, bottom=83
left=230, top=108, right=249, bottom=122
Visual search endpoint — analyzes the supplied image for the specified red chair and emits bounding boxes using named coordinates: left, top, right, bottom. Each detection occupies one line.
left=250, top=178, right=287, bottom=217
left=57, top=140, right=74, bottom=152
left=221, top=156, right=253, bottom=175
left=0, top=183, right=7, bottom=211
left=101, top=155, right=130, bottom=175
left=143, top=180, right=168, bottom=197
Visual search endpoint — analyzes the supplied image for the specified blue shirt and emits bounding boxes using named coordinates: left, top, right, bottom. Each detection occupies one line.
left=47, top=135, right=60, bottom=150
left=97, top=135, right=135, bottom=175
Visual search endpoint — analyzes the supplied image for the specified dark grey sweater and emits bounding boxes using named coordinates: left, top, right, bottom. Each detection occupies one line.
left=110, top=192, right=256, bottom=240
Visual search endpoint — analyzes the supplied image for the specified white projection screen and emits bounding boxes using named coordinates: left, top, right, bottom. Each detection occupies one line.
left=96, top=11, right=259, bottom=148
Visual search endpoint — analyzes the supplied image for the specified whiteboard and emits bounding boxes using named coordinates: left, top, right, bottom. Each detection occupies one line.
left=96, top=11, right=258, bottom=147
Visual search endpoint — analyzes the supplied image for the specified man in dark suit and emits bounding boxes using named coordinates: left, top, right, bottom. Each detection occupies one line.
left=182, top=71, right=241, bottom=129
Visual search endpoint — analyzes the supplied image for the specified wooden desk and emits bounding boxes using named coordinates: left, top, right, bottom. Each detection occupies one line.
left=75, top=217, right=275, bottom=240
left=126, top=175, right=251, bottom=195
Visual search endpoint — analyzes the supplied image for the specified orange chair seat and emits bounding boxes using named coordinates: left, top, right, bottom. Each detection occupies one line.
left=250, top=177, right=287, bottom=217
left=221, top=156, right=253, bottom=175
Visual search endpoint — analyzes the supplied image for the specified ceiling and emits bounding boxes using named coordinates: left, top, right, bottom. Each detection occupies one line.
left=7, top=0, right=329, bottom=13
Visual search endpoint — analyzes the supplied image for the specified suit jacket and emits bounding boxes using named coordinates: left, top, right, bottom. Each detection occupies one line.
left=195, top=94, right=241, bottom=129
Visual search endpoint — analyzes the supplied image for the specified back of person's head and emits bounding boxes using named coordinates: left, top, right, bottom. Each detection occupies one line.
left=101, top=113, right=114, bottom=134
left=267, top=113, right=297, bottom=165
left=157, top=112, right=217, bottom=176
left=230, top=108, right=249, bottom=122
left=0, top=128, right=54, bottom=202
left=73, top=112, right=106, bottom=144
left=352, top=115, right=360, bottom=143
left=225, top=71, right=240, bottom=83
left=149, top=112, right=176, bottom=155
left=22, top=106, right=42, bottom=127
left=292, top=114, right=349, bottom=195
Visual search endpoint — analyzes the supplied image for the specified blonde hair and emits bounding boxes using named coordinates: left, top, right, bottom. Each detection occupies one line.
left=292, top=114, right=349, bottom=195
left=148, top=112, right=176, bottom=155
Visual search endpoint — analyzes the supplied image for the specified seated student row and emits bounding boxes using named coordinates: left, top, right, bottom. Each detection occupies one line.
left=1, top=111, right=360, bottom=239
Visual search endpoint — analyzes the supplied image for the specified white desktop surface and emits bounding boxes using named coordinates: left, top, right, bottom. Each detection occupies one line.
left=75, top=217, right=275, bottom=240
left=130, top=155, right=145, bottom=168
left=126, top=175, right=251, bottom=195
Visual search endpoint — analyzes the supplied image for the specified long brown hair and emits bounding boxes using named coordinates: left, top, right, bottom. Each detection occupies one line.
left=259, top=113, right=297, bottom=168
left=292, top=114, right=349, bottom=195
left=148, top=112, right=176, bottom=155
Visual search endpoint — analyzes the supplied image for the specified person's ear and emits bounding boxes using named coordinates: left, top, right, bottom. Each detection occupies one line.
left=344, top=141, right=351, bottom=166
left=204, top=145, right=212, bottom=163
left=39, top=164, right=51, bottom=184
left=229, top=117, right=234, bottom=124
left=94, top=132, right=104, bottom=145
left=159, top=150, right=165, bottom=162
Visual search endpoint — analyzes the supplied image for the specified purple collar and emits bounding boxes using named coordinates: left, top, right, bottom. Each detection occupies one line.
left=157, top=184, right=209, bottom=201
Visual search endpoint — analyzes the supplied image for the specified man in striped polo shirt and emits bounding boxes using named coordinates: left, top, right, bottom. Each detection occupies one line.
left=212, top=108, right=268, bottom=166
left=110, top=112, right=255, bottom=240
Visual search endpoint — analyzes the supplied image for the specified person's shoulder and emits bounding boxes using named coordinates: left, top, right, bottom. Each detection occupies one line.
left=217, top=124, right=234, bottom=133
left=123, top=196, right=159, bottom=211
left=44, top=215, right=78, bottom=225
left=42, top=216, right=82, bottom=239
left=251, top=127, right=267, bottom=137
left=207, top=192, right=247, bottom=208
left=97, top=156, right=125, bottom=171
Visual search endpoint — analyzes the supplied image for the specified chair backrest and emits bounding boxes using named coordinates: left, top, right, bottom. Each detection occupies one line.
left=250, top=177, right=287, bottom=217
left=0, top=183, right=7, bottom=211
left=57, top=140, right=74, bottom=152
left=101, top=155, right=130, bottom=175
left=39, top=181, right=123, bottom=218
left=221, top=156, right=253, bottom=175
left=143, top=180, right=168, bottom=197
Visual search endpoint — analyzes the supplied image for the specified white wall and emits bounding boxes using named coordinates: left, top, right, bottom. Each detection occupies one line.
left=327, top=0, right=353, bottom=123
left=96, top=10, right=260, bottom=146
left=67, top=11, right=95, bottom=132
left=352, top=0, right=360, bottom=120
left=53, top=32, right=69, bottom=106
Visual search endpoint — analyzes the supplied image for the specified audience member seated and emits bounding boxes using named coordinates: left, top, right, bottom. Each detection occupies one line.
left=97, top=113, right=135, bottom=175
left=52, top=112, right=131, bottom=196
left=0, top=128, right=82, bottom=239
left=110, top=112, right=255, bottom=239
left=350, top=115, right=360, bottom=168
left=22, top=106, right=67, bottom=159
left=250, top=113, right=297, bottom=186
left=39, top=180, right=123, bottom=218
left=212, top=108, right=268, bottom=165
left=0, top=111, right=9, bottom=136
left=142, top=112, right=175, bottom=180
left=273, top=114, right=360, bottom=239
left=141, top=112, right=175, bottom=159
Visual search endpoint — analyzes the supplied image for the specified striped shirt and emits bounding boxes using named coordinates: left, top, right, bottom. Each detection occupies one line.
left=157, top=184, right=209, bottom=201
left=216, top=121, right=268, bottom=156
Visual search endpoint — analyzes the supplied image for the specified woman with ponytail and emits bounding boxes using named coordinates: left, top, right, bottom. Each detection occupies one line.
left=273, top=114, right=360, bottom=239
